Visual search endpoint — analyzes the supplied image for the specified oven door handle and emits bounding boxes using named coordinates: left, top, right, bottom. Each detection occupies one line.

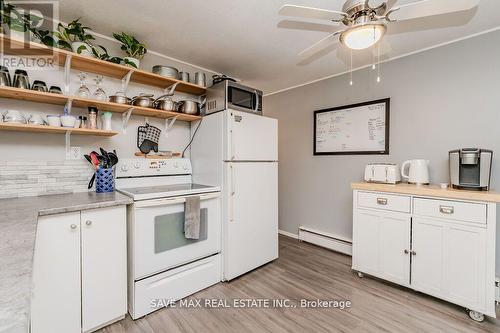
left=134, top=192, right=220, bottom=208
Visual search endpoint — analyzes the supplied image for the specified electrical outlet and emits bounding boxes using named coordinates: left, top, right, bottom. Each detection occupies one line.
left=67, top=146, right=82, bottom=160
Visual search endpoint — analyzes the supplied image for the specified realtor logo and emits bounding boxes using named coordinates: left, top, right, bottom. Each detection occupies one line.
left=1, top=0, right=59, bottom=70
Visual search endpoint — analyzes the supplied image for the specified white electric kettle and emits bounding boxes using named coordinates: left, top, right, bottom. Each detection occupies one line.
left=401, top=159, right=430, bottom=185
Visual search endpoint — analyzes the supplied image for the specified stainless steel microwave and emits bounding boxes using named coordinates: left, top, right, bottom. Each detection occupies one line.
left=204, top=80, right=263, bottom=115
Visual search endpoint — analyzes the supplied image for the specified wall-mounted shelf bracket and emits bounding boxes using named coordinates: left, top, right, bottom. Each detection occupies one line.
left=164, top=116, right=178, bottom=137
left=164, top=82, right=180, bottom=95
left=121, top=107, right=134, bottom=133
left=63, top=55, right=72, bottom=95
left=65, top=130, right=72, bottom=159
left=121, top=70, right=133, bottom=94
left=65, top=98, right=73, bottom=115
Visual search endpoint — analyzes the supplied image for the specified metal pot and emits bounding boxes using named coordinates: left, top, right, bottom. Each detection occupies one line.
left=152, top=65, right=179, bottom=79
left=178, top=98, right=205, bottom=115
left=154, top=94, right=178, bottom=111
left=109, top=92, right=131, bottom=104
left=131, top=94, right=155, bottom=108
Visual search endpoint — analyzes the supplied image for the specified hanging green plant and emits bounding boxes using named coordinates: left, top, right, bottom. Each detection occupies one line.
left=53, top=18, right=94, bottom=55
left=91, top=45, right=122, bottom=64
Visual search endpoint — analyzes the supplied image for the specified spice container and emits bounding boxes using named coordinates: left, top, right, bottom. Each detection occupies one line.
left=88, top=106, right=98, bottom=129
left=79, top=116, right=87, bottom=129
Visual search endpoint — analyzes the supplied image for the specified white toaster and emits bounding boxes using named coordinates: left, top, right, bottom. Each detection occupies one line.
left=364, top=163, right=401, bottom=184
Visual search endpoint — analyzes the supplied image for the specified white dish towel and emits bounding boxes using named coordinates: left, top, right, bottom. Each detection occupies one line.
left=184, top=196, right=200, bottom=239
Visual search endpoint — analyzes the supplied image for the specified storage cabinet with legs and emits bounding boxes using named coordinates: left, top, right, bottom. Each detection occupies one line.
left=352, top=187, right=497, bottom=322
left=31, top=206, right=127, bottom=333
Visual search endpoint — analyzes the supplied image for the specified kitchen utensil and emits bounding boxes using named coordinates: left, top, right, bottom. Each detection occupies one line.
left=107, top=151, right=119, bottom=167
left=137, top=125, right=148, bottom=148
left=49, top=86, right=62, bottom=94
left=27, top=114, right=45, bottom=125
left=152, top=65, right=179, bottom=79
left=88, top=173, right=96, bottom=189
left=60, top=115, right=76, bottom=128
left=90, top=151, right=100, bottom=169
left=99, top=148, right=110, bottom=167
left=401, top=159, right=430, bottom=185
left=31, top=80, right=47, bottom=92
left=0, top=66, right=12, bottom=86
left=13, top=70, right=30, bottom=89
left=194, top=72, right=206, bottom=87
left=0, top=71, right=11, bottom=87
left=212, top=74, right=236, bottom=85
left=75, top=72, right=91, bottom=98
left=364, top=163, right=401, bottom=184
left=179, top=72, right=190, bottom=82
left=178, top=98, right=205, bottom=115
left=131, top=94, right=155, bottom=108
left=4, top=110, right=26, bottom=123
left=84, top=154, right=92, bottom=164
left=101, top=112, right=113, bottom=131
left=154, top=94, right=177, bottom=111
left=109, top=92, right=130, bottom=104
left=92, top=75, right=107, bottom=101
left=46, top=115, right=61, bottom=127
left=139, top=139, right=159, bottom=154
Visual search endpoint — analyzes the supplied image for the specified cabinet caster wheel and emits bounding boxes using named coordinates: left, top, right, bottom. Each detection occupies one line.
left=357, top=272, right=364, bottom=278
left=468, top=310, right=485, bottom=322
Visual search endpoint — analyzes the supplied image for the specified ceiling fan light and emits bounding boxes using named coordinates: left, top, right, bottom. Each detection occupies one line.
left=340, top=24, right=386, bottom=50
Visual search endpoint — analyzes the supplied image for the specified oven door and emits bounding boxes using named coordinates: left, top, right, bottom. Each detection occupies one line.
left=131, top=192, right=221, bottom=280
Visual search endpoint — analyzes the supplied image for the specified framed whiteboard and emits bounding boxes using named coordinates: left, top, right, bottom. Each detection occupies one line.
left=313, top=98, right=390, bottom=155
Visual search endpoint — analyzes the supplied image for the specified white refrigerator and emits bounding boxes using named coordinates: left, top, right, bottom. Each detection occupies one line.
left=191, top=109, right=278, bottom=280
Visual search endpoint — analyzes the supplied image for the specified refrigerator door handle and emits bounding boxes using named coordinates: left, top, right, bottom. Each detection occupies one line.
left=230, top=164, right=235, bottom=222
left=230, top=129, right=235, bottom=161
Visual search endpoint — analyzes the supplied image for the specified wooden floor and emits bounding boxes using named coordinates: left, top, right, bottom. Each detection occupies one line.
left=98, top=235, right=500, bottom=333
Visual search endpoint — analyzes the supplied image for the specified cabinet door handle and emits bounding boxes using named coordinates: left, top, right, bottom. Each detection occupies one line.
left=377, top=198, right=388, bottom=205
left=411, top=251, right=417, bottom=256
left=86, top=220, right=92, bottom=226
left=70, top=224, right=77, bottom=230
left=439, top=205, right=454, bottom=214
left=403, top=249, right=409, bottom=254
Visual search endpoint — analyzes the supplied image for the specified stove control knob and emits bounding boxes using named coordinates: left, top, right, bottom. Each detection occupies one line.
left=134, top=161, right=141, bottom=169
left=121, top=164, right=129, bottom=172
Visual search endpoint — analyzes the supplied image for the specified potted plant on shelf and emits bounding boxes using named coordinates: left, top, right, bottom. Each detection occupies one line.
left=112, top=32, right=147, bottom=68
left=0, top=3, right=30, bottom=41
left=91, top=45, right=122, bottom=64
left=53, top=19, right=94, bottom=56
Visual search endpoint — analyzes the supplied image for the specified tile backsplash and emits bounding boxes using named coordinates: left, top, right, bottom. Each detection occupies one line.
left=0, top=161, right=93, bottom=199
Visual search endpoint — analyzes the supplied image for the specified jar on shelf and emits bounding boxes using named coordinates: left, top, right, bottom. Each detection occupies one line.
left=88, top=106, right=98, bottom=129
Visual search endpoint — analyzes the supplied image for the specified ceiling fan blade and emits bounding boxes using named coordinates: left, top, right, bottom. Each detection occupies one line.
left=384, top=0, right=398, bottom=11
left=278, top=20, right=344, bottom=33
left=387, top=0, right=479, bottom=21
left=298, top=31, right=343, bottom=62
left=279, top=5, right=347, bottom=22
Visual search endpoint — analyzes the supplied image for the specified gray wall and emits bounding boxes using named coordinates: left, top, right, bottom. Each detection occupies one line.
left=265, top=30, right=500, bottom=274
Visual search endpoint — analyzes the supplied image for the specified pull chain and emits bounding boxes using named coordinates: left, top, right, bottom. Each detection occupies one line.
left=376, top=43, right=381, bottom=83
left=349, top=49, right=353, bottom=86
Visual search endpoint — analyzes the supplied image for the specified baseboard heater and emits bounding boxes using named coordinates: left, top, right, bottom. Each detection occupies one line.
left=298, top=226, right=352, bottom=256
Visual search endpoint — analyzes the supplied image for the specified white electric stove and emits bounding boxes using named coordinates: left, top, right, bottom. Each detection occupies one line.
left=116, top=158, right=222, bottom=319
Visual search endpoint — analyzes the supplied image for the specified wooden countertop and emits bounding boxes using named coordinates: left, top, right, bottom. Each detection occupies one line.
left=351, top=182, right=500, bottom=203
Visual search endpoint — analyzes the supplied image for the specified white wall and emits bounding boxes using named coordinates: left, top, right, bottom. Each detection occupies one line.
left=265, top=30, right=500, bottom=274
left=0, top=34, right=214, bottom=161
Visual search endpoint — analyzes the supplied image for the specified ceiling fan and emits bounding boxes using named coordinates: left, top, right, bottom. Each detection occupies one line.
left=279, top=0, right=480, bottom=61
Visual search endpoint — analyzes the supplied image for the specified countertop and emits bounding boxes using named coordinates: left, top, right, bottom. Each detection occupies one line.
left=351, top=182, right=500, bottom=203
left=0, top=192, right=133, bottom=333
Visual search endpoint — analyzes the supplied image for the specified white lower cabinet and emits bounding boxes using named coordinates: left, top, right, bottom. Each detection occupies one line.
left=353, top=209, right=410, bottom=286
left=31, top=206, right=127, bottom=333
left=352, top=190, right=497, bottom=320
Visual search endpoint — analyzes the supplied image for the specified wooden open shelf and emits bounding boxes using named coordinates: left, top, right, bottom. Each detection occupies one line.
left=0, top=122, right=118, bottom=136
left=0, top=86, right=202, bottom=122
left=0, top=34, right=207, bottom=95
